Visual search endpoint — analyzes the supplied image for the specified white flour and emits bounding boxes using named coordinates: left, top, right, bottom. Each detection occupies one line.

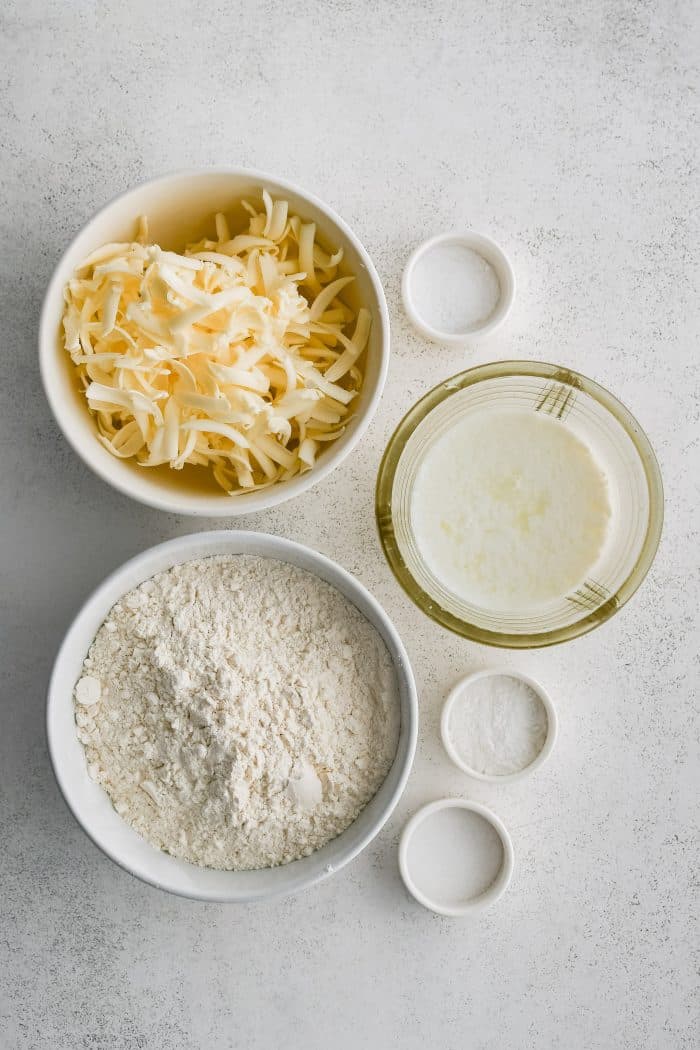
left=74, top=556, right=399, bottom=870
left=448, top=674, right=547, bottom=776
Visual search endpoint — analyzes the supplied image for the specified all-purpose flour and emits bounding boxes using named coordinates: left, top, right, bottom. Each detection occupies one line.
left=74, top=556, right=400, bottom=870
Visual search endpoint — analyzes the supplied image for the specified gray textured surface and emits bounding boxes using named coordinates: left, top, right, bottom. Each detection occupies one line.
left=1, top=1, right=698, bottom=1047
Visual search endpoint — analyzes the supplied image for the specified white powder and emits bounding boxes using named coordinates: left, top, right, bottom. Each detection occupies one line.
left=73, top=555, right=400, bottom=870
left=409, top=242, right=501, bottom=333
left=405, top=807, right=505, bottom=905
left=448, top=674, right=548, bottom=776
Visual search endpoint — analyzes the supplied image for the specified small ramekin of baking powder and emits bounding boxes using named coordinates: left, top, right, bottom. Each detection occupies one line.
left=402, top=232, right=515, bottom=343
left=440, top=669, right=557, bottom=783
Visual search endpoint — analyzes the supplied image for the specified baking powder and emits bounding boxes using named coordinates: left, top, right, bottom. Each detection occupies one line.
left=448, top=674, right=548, bottom=776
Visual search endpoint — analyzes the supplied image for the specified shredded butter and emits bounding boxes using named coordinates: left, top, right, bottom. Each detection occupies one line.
left=62, top=190, right=369, bottom=494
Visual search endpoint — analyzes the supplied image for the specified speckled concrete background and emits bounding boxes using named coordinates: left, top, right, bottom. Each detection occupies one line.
left=1, top=1, right=698, bottom=1047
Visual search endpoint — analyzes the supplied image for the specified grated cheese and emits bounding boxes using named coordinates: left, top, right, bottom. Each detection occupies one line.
left=61, top=192, right=370, bottom=493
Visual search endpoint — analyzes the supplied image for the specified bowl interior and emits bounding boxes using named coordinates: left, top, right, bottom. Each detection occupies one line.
left=440, top=669, right=558, bottom=783
left=377, top=362, right=663, bottom=647
left=47, top=531, right=416, bottom=901
left=40, top=170, right=388, bottom=515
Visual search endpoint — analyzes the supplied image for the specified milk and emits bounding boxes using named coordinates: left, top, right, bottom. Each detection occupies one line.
left=411, top=409, right=611, bottom=611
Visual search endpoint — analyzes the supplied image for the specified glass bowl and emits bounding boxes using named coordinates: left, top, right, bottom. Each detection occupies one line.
left=376, top=361, right=663, bottom=648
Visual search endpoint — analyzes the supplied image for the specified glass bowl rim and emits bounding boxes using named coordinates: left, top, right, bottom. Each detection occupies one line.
left=375, top=359, right=664, bottom=649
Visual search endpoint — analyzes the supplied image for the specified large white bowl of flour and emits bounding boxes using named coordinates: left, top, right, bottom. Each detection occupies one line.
left=47, top=531, right=417, bottom=902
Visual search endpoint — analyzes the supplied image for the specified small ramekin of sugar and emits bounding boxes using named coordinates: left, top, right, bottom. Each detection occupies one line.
left=402, top=231, right=515, bottom=343
left=440, top=669, right=557, bottom=783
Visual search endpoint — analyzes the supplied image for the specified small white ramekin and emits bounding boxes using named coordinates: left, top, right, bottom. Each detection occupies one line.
left=440, top=669, right=558, bottom=784
left=401, top=231, right=515, bottom=343
left=398, top=799, right=514, bottom=916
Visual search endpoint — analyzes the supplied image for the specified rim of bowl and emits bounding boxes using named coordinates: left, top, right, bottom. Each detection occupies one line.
left=375, top=360, right=664, bottom=648
left=440, top=668, right=558, bottom=783
left=398, top=798, right=514, bottom=916
left=39, top=167, right=390, bottom=517
left=46, top=530, right=418, bottom=902
left=401, top=231, right=516, bottom=343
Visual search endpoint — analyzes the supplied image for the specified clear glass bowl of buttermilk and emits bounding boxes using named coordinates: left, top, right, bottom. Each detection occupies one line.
left=376, top=361, right=663, bottom=648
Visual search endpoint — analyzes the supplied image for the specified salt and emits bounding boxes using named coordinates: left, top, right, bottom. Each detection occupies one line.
left=448, top=674, right=548, bottom=776
left=409, top=242, right=501, bottom=334
left=405, top=806, right=504, bottom=905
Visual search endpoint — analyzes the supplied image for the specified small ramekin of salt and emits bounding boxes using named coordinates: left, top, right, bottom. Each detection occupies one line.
left=440, top=669, right=557, bottom=783
left=402, top=231, right=515, bottom=343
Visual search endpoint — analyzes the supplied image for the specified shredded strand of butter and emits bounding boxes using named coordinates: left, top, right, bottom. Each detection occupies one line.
left=62, top=193, right=369, bottom=493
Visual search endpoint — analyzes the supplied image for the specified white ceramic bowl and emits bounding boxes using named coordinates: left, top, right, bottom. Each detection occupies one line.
left=39, top=168, right=390, bottom=516
left=46, top=531, right=417, bottom=902
left=398, top=799, right=514, bottom=916
left=402, top=231, right=515, bottom=343
left=440, top=669, right=558, bottom=783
